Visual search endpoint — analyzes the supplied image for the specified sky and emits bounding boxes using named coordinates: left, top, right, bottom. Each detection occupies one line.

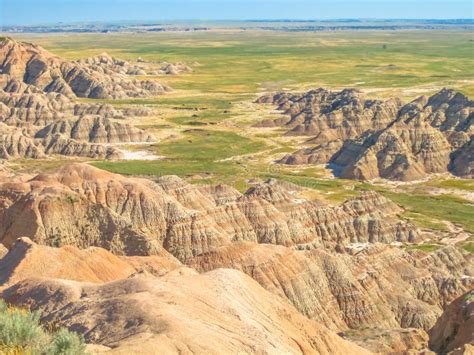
left=1, top=0, right=473, bottom=26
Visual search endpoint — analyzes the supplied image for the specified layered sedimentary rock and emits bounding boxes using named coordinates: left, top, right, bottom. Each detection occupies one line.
left=0, top=237, right=180, bottom=289
left=0, top=163, right=471, bottom=354
left=257, top=88, right=401, bottom=138
left=332, top=89, right=473, bottom=181
left=35, top=115, right=154, bottom=143
left=261, top=88, right=473, bottom=181
left=0, top=124, right=45, bottom=159
left=77, top=53, right=192, bottom=76
left=0, top=37, right=168, bottom=99
left=429, top=290, right=474, bottom=353
left=257, top=88, right=401, bottom=165
left=2, top=269, right=369, bottom=355
left=190, top=241, right=473, bottom=332
left=450, top=137, right=474, bottom=178
left=0, top=163, right=420, bottom=261
left=342, top=327, right=430, bottom=354
left=0, top=69, right=155, bottom=160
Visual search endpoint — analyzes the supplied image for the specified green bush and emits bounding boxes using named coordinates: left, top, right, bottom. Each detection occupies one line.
left=0, top=300, right=86, bottom=354
left=48, top=328, right=86, bottom=355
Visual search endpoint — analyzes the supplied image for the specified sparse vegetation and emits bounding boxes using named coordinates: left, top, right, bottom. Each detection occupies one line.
left=0, top=300, right=86, bottom=354
left=405, top=243, right=442, bottom=253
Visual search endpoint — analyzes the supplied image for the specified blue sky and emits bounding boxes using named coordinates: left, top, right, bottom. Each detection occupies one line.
left=1, top=0, right=473, bottom=26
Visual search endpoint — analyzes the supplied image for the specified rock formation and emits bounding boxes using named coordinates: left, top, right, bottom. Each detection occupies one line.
left=260, top=88, right=473, bottom=181
left=331, top=89, right=473, bottom=181
left=0, top=163, right=420, bottom=261
left=0, top=51, right=156, bottom=160
left=77, top=53, right=192, bottom=76
left=190, top=241, right=473, bottom=332
left=0, top=237, right=180, bottom=289
left=0, top=124, right=45, bottom=159
left=2, top=269, right=370, bottom=354
left=0, top=37, right=168, bottom=99
left=0, top=163, right=471, bottom=353
left=429, top=290, right=474, bottom=353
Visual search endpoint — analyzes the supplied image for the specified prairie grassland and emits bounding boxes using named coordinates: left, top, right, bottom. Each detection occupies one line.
left=16, top=30, right=474, bottom=97
left=12, top=30, right=474, bottom=245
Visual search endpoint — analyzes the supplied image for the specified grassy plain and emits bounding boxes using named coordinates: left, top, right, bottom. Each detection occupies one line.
left=16, top=30, right=474, bottom=96
left=12, top=30, right=474, bottom=246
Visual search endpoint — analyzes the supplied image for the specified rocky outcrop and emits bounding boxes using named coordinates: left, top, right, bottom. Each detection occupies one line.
left=156, top=62, right=192, bottom=75
left=450, top=138, right=473, bottom=178
left=2, top=269, right=370, bottom=354
left=0, top=37, right=168, bottom=99
left=42, top=134, right=124, bottom=159
left=257, top=88, right=400, bottom=147
left=0, top=164, right=419, bottom=261
left=190, top=242, right=473, bottom=332
left=36, top=115, right=154, bottom=143
left=429, top=290, right=474, bottom=353
left=0, top=124, right=45, bottom=159
left=0, top=164, right=470, bottom=354
left=76, top=53, right=192, bottom=76
left=0, top=237, right=181, bottom=289
left=262, top=88, right=473, bottom=181
left=342, top=327, right=430, bottom=354
left=331, top=89, right=473, bottom=181
left=0, top=82, right=155, bottom=160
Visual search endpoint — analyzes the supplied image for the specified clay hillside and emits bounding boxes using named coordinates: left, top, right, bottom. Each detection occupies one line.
left=0, top=163, right=472, bottom=353
left=259, top=88, right=473, bottom=181
left=0, top=37, right=179, bottom=160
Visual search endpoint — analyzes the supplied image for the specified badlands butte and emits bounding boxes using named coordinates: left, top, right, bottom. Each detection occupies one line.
left=0, top=35, right=473, bottom=354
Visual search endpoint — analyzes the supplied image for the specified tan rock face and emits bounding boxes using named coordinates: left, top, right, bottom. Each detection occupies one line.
left=2, top=269, right=370, bottom=355
left=257, top=88, right=401, bottom=138
left=429, top=290, right=474, bottom=353
left=190, top=242, right=473, bottom=332
left=0, top=123, right=45, bottom=159
left=0, top=237, right=181, bottom=289
left=0, top=43, right=156, bottom=160
left=0, top=163, right=420, bottom=261
left=76, top=53, right=192, bottom=76
left=262, top=88, right=473, bottom=181
left=0, top=38, right=169, bottom=99
left=342, top=327, right=430, bottom=354
left=0, top=164, right=471, bottom=353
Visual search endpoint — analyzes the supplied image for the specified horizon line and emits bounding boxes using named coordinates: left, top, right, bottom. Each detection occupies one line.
left=3, top=18, right=474, bottom=27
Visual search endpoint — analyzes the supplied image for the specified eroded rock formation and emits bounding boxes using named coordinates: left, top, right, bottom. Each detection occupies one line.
left=261, top=88, right=473, bottom=181
left=0, top=37, right=168, bottom=99
left=0, top=237, right=180, bottom=289
left=0, top=70, right=157, bottom=159
left=429, top=290, right=474, bottom=353
left=2, top=269, right=370, bottom=354
left=0, top=163, right=420, bottom=261
left=190, top=241, right=473, bottom=332
left=0, top=164, right=471, bottom=353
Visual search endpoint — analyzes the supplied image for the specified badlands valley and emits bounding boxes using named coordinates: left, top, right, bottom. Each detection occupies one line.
left=0, top=28, right=472, bottom=354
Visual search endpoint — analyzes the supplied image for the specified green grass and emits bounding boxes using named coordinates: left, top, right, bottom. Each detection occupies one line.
left=14, top=30, right=474, bottom=97
left=95, top=129, right=267, bottom=182
left=400, top=211, right=449, bottom=232
left=379, top=192, right=474, bottom=234
left=155, top=129, right=267, bottom=161
left=426, top=179, right=474, bottom=192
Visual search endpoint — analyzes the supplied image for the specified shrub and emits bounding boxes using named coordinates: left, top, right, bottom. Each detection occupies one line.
left=48, top=328, right=86, bottom=355
left=0, top=300, right=86, bottom=354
